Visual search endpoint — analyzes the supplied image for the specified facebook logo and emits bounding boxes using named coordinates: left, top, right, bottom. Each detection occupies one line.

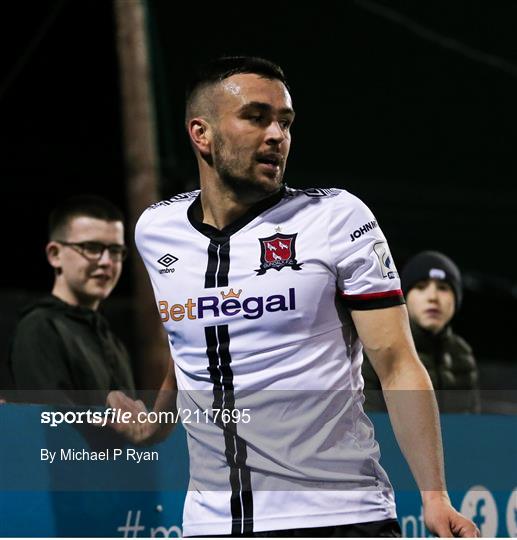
left=473, top=499, right=486, bottom=530
left=461, top=486, right=498, bottom=537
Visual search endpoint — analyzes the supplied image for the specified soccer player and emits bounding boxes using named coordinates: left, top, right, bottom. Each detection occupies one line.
left=108, top=56, right=479, bottom=537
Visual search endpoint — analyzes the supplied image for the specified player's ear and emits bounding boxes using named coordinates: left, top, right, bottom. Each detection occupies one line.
left=46, top=241, right=62, bottom=271
left=188, top=117, right=212, bottom=157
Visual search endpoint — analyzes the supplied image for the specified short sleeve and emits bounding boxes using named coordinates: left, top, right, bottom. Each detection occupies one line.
left=328, top=191, right=405, bottom=310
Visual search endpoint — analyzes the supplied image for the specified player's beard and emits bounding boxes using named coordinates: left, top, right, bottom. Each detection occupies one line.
left=212, top=130, right=285, bottom=202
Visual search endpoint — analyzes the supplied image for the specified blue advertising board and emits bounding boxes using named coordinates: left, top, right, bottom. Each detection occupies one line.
left=0, top=405, right=515, bottom=537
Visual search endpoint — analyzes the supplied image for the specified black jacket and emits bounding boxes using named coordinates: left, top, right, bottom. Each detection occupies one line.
left=9, top=295, right=136, bottom=405
left=362, top=321, right=480, bottom=413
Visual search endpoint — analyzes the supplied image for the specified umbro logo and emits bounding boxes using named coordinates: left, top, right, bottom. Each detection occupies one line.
left=158, top=254, right=178, bottom=267
left=157, top=254, right=178, bottom=274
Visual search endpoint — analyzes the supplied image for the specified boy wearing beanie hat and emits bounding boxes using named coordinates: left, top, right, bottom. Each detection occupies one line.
left=363, top=251, right=480, bottom=413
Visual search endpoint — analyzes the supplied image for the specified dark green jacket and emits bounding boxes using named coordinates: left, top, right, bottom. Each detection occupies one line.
left=362, top=321, right=480, bottom=413
left=9, top=295, right=136, bottom=405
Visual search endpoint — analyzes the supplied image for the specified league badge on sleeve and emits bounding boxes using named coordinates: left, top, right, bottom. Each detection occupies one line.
left=373, top=241, right=398, bottom=279
left=255, top=233, right=303, bottom=275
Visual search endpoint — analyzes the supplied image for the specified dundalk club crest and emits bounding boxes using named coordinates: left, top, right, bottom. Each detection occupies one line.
left=255, top=233, right=303, bottom=275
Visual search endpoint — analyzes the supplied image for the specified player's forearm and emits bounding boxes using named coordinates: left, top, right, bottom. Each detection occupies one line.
left=381, top=358, right=448, bottom=499
left=107, top=361, right=178, bottom=445
left=145, top=362, right=178, bottom=444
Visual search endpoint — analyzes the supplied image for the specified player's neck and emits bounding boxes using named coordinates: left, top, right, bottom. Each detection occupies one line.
left=199, top=194, right=249, bottom=230
left=198, top=179, right=273, bottom=231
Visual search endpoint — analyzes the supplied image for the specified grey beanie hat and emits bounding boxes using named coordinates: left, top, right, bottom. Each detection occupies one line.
left=401, top=251, right=462, bottom=310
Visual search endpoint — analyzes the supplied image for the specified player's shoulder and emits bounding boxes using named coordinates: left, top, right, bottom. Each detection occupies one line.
left=284, top=186, right=342, bottom=200
left=147, top=190, right=200, bottom=210
left=136, top=190, right=200, bottom=230
left=283, top=186, right=371, bottom=213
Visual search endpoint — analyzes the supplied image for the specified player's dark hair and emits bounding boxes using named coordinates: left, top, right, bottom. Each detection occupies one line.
left=187, top=56, right=288, bottom=97
left=185, top=56, right=289, bottom=121
left=49, top=195, right=124, bottom=240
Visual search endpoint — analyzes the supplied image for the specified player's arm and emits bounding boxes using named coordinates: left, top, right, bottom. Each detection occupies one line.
left=106, top=357, right=177, bottom=446
left=352, top=305, right=479, bottom=538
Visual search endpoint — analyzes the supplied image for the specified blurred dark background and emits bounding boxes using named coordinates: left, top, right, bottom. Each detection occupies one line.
left=0, top=1, right=515, bottom=392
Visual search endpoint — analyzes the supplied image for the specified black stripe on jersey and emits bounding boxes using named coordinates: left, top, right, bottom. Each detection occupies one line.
left=206, top=326, right=242, bottom=527
left=217, top=325, right=234, bottom=389
left=204, top=239, right=230, bottom=288
left=236, top=438, right=254, bottom=531
left=217, top=326, right=246, bottom=534
left=216, top=326, right=254, bottom=533
left=205, top=326, right=223, bottom=404
left=205, top=324, right=254, bottom=534
left=217, top=241, right=230, bottom=287
left=205, top=241, right=220, bottom=288
left=339, top=290, right=405, bottom=311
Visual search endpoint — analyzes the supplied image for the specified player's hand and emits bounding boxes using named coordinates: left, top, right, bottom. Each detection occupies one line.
left=423, top=494, right=480, bottom=537
left=104, top=390, right=158, bottom=446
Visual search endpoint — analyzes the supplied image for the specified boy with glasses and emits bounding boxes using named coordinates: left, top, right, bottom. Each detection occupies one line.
left=9, top=195, right=135, bottom=405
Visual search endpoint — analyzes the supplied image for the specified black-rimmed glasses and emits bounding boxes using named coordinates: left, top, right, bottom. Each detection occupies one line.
left=56, top=240, right=128, bottom=262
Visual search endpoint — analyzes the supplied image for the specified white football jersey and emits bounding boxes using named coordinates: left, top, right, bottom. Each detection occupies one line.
left=135, top=186, right=404, bottom=536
